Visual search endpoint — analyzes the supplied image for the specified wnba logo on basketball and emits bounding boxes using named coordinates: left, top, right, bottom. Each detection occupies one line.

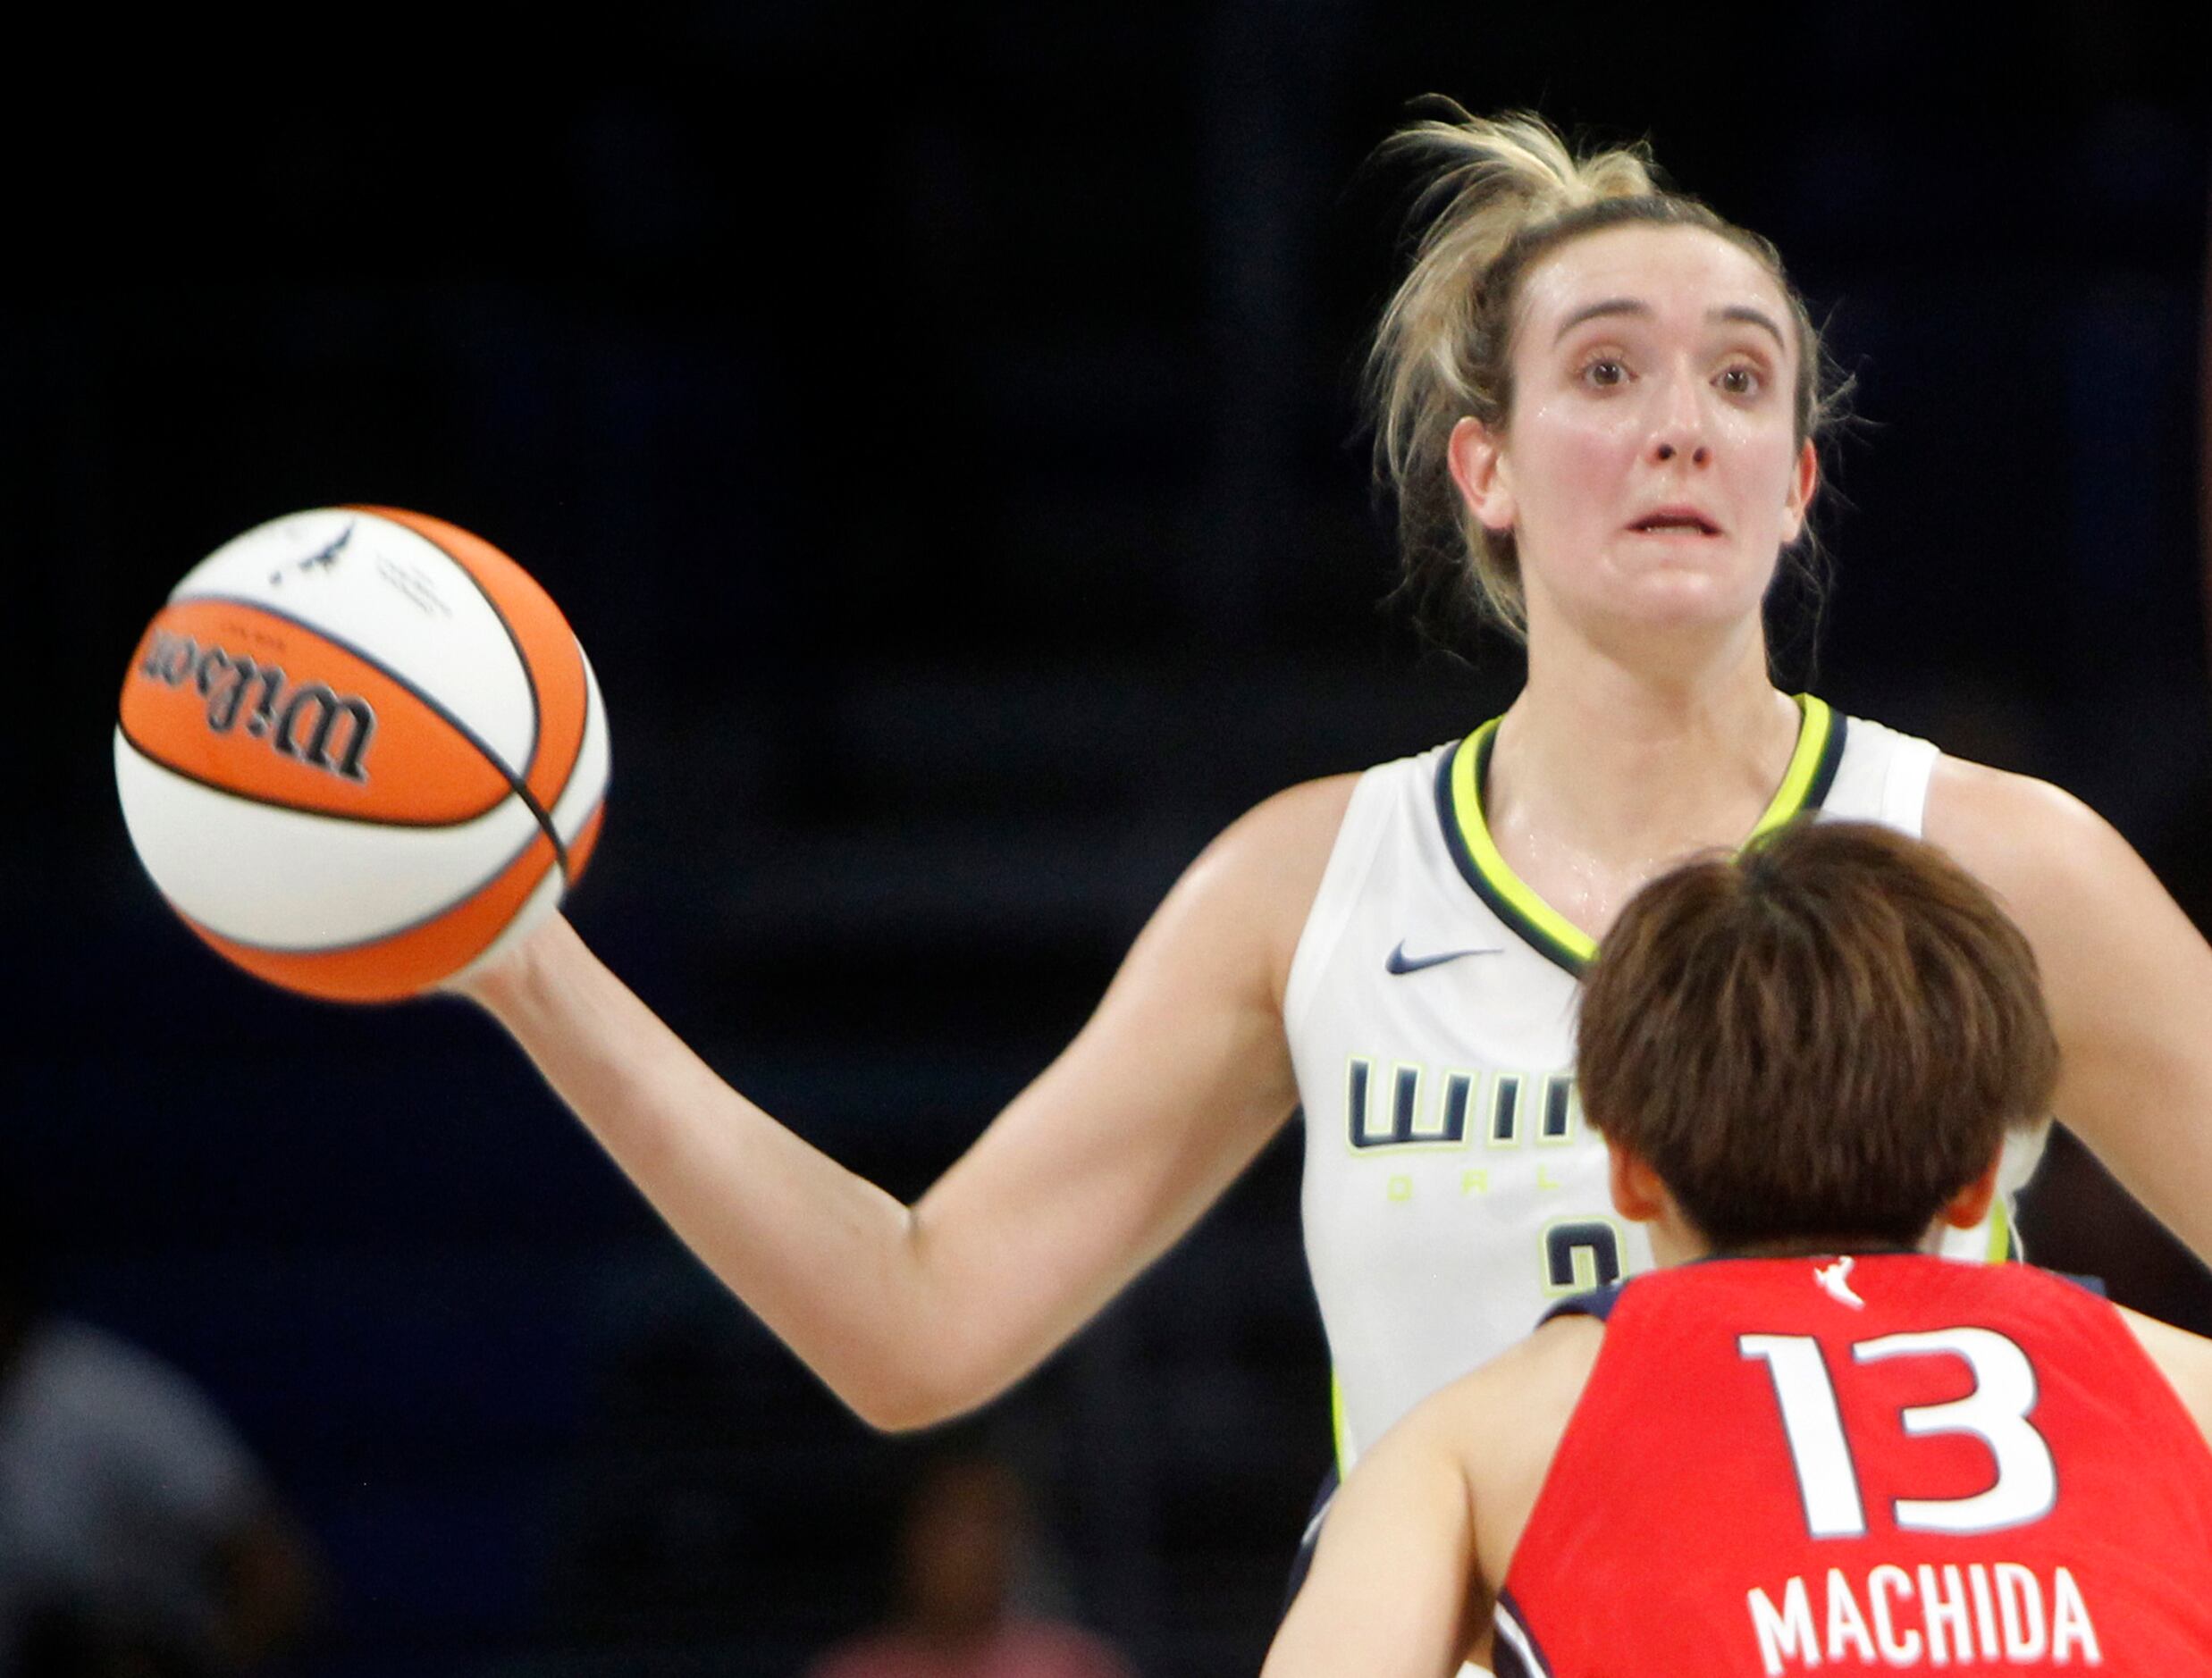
left=135, top=626, right=377, bottom=783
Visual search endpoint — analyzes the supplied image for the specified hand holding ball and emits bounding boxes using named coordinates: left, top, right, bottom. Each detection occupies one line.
left=114, top=507, right=610, bottom=1002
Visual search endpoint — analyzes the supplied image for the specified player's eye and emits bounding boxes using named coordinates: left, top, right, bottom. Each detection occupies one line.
left=1717, top=365, right=1762, bottom=398
left=1580, top=357, right=1627, bottom=390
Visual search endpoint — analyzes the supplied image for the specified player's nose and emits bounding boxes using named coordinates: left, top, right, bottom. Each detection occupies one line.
left=1648, top=371, right=1712, bottom=467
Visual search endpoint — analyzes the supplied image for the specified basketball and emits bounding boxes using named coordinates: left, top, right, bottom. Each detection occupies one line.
left=113, top=506, right=610, bottom=1003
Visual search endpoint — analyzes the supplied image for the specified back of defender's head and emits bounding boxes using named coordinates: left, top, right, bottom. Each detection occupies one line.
left=1576, top=821, right=2057, bottom=1250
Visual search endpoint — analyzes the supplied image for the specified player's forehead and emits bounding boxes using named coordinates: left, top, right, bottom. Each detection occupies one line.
left=1514, top=222, right=1794, bottom=356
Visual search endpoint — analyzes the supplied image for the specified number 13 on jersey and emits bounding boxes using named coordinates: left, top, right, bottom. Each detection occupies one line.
left=1740, top=1328, right=2057, bottom=1540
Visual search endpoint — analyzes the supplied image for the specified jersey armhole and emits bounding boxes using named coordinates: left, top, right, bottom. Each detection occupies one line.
left=1882, top=733, right=1942, bottom=835
left=1282, top=758, right=1414, bottom=1036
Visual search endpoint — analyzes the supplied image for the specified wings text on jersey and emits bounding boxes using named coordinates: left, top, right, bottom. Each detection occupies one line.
left=1345, top=1058, right=1578, bottom=1151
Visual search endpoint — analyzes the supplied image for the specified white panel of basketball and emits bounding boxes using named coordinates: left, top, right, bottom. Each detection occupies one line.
left=174, top=509, right=540, bottom=776
left=114, top=740, right=542, bottom=948
left=550, top=651, right=610, bottom=845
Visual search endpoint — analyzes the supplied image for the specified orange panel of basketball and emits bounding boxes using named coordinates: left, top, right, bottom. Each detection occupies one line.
left=119, top=598, right=512, bottom=826
left=359, top=505, right=589, bottom=812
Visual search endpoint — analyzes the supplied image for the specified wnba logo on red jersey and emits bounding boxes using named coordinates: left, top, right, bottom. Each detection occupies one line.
left=134, top=629, right=377, bottom=783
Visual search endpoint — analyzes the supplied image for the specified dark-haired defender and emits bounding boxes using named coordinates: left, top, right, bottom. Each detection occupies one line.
left=1263, top=822, right=2212, bottom=1678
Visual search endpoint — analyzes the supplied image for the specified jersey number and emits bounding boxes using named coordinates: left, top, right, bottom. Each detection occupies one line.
left=1738, top=1329, right=2057, bottom=1539
left=1543, top=1221, right=1623, bottom=1296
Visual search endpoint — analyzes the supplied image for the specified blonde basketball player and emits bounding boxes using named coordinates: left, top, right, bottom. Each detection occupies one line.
left=452, top=105, right=2212, bottom=1564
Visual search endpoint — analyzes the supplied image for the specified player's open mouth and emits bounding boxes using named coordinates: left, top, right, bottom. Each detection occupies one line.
left=1628, top=508, right=1721, bottom=536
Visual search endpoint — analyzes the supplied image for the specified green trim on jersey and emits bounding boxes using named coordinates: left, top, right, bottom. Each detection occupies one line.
left=1435, top=694, right=1847, bottom=977
left=1987, top=1193, right=2015, bottom=1262
left=1331, top=1369, right=1349, bottom=1473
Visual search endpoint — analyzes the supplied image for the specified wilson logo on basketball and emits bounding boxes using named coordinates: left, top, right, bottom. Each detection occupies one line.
left=138, top=628, right=377, bottom=783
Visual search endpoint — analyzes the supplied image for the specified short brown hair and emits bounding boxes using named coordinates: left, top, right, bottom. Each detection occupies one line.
left=1576, top=821, right=2056, bottom=1250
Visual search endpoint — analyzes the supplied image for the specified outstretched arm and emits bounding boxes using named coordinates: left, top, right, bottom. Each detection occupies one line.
left=1262, top=1390, right=1488, bottom=1678
left=1929, top=759, right=2212, bottom=1270
left=1263, top=1316, right=1600, bottom=1678
left=458, top=775, right=1353, bottom=1429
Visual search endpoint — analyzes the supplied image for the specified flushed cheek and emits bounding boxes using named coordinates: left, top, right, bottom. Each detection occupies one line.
left=1721, top=443, right=1803, bottom=533
left=1510, top=404, right=1643, bottom=524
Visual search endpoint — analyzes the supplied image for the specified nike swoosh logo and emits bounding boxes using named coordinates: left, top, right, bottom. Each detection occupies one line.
left=1385, top=940, right=1501, bottom=975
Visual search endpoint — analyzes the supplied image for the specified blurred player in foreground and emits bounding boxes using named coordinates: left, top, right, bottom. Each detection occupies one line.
left=1264, top=821, right=2212, bottom=1678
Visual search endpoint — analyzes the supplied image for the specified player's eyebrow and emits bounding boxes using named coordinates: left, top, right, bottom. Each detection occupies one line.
left=1713, top=304, right=1787, bottom=350
left=1551, top=299, right=1788, bottom=351
left=1552, top=298, right=1647, bottom=344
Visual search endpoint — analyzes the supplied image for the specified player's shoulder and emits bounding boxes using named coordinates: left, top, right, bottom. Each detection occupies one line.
left=1235, top=772, right=1366, bottom=843
left=1214, top=741, right=1459, bottom=872
left=1152, top=774, right=1367, bottom=998
left=1190, top=773, right=1360, bottom=903
left=1381, top=1313, right=1608, bottom=1518
left=1921, top=752, right=2134, bottom=911
left=1418, top=1313, right=1606, bottom=1440
left=2113, top=1304, right=2212, bottom=1447
left=1194, top=745, right=1463, bottom=985
left=1925, top=753, right=2107, bottom=849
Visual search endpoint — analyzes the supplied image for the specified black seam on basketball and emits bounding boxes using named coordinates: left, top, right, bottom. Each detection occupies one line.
left=365, top=510, right=576, bottom=877
left=114, top=724, right=512, bottom=831
left=545, top=664, right=602, bottom=881
left=167, top=591, right=561, bottom=841
left=357, top=508, right=559, bottom=845
left=175, top=827, right=558, bottom=955
left=525, top=638, right=592, bottom=840
left=537, top=654, right=601, bottom=878
left=559, top=793, right=608, bottom=889
left=545, top=649, right=594, bottom=835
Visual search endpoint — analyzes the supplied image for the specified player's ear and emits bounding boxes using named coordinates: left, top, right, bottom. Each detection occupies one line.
left=1447, top=416, right=1517, bottom=533
left=1779, top=436, right=1819, bottom=545
left=1937, top=1156, right=2005, bottom=1232
left=1607, top=1143, right=1667, bottom=1224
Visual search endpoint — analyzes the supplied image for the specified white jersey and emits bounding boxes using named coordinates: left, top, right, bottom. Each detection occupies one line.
left=1285, top=698, right=2049, bottom=1469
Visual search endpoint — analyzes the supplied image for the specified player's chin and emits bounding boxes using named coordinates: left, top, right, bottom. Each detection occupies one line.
left=1595, top=560, right=1771, bottom=636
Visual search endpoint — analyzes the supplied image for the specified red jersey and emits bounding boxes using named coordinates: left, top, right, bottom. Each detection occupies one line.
left=1493, top=1255, right=2212, bottom=1675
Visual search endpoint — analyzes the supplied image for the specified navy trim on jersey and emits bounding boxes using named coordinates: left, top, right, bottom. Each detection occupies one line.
left=1801, top=702, right=1848, bottom=810
left=1492, top=1590, right=1555, bottom=1677
left=1278, top=1466, right=1339, bottom=1619
left=1540, top=1279, right=1631, bottom=1326
left=1432, top=699, right=1850, bottom=981
left=1449, top=729, right=1588, bottom=977
left=1539, top=1259, right=2106, bottom=1338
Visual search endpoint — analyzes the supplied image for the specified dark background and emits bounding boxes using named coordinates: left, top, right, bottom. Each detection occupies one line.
left=5, top=5, right=2210, bottom=1674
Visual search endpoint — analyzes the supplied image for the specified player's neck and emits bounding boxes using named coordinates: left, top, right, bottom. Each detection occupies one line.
left=1703, top=1238, right=1920, bottom=1263
left=1494, top=625, right=1796, bottom=873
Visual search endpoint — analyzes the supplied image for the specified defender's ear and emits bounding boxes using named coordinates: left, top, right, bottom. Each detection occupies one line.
left=1608, top=1144, right=1668, bottom=1225
left=1938, top=1157, right=2005, bottom=1232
